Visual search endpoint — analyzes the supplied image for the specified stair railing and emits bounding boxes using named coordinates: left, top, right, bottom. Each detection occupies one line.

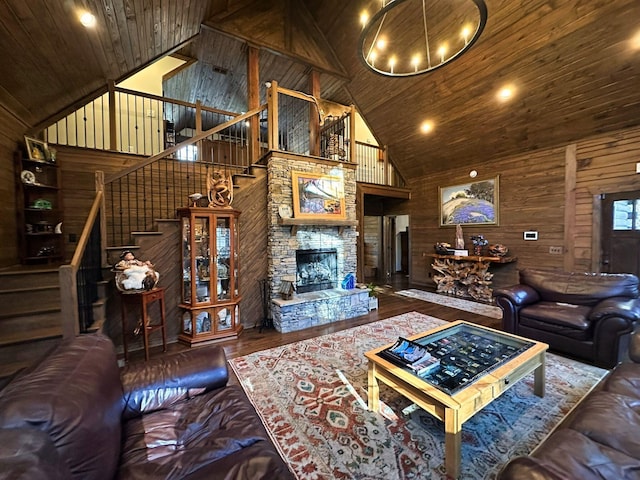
left=103, top=106, right=268, bottom=246
left=59, top=172, right=106, bottom=337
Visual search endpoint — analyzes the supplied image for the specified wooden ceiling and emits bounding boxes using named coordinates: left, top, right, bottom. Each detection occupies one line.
left=1, top=0, right=639, bottom=179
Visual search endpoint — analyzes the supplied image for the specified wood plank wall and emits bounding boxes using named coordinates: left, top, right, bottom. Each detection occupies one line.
left=574, top=126, right=640, bottom=272
left=0, top=107, right=28, bottom=267
left=409, top=124, right=640, bottom=287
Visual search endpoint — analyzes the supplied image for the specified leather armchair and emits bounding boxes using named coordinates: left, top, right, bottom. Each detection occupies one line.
left=494, top=268, right=640, bottom=368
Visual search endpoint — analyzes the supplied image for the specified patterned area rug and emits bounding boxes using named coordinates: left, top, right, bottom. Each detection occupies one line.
left=396, top=289, right=503, bottom=319
left=229, top=312, right=607, bottom=480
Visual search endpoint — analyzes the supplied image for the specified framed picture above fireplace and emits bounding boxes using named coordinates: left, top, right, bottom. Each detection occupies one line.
left=291, top=171, right=346, bottom=220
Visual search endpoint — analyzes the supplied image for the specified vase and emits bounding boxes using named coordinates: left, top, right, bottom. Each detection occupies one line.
left=473, top=245, right=482, bottom=256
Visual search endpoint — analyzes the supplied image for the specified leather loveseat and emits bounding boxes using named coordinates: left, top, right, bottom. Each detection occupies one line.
left=494, top=268, right=640, bottom=368
left=498, top=332, right=640, bottom=479
left=0, top=334, right=294, bottom=480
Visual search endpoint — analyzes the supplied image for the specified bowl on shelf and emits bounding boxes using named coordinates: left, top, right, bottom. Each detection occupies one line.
left=488, top=244, right=509, bottom=257
left=434, top=242, right=454, bottom=255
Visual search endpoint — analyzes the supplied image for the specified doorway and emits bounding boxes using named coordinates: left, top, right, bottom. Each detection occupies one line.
left=384, top=214, right=409, bottom=287
left=601, top=190, right=640, bottom=277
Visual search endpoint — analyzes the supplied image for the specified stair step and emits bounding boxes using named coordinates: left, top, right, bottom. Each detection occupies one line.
left=131, top=231, right=163, bottom=236
left=0, top=269, right=59, bottom=289
left=0, top=307, right=60, bottom=326
left=0, top=325, right=63, bottom=347
left=0, top=285, right=59, bottom=307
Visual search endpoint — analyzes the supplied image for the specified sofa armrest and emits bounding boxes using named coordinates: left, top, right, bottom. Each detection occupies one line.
left=121, top=345, right=229, bottom=420
left=589, top=297, right=640, bottom=323
left=493, top=285, right=541, bottom=306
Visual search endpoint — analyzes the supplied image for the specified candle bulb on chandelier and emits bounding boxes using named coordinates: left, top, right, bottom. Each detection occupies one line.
left=461, top=26, right=471, bottom=45
left=411, top=55, right=420, bottom=72
left=389, top=56, right=396, bottom=74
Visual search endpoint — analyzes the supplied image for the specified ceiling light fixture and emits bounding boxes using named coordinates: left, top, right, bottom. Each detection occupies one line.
left=79, top=11, right=97, bottom=28
left=359, top=0, right=487, bottom=77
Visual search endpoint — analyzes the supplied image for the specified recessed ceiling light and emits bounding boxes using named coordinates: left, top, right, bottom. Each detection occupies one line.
left=497, top=85, right=515, bottom=102
left=79, top=11, right=96, bottom=28
left=631, top=30, right=640, bottom=51
left=420, top=120, right=434, bottom=134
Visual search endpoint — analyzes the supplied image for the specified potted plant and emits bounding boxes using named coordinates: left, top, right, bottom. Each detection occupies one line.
left=367, top=283, right=379, bottom=310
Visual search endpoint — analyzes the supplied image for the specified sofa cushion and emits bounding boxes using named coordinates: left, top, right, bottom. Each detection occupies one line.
left=0, top=334, right=124, bottom=480
left=566, top=390, right=640, bottom=460
left=0, top=428, right=71, bottom=480
left=604, top=362, right=640, bottom=399
left=525, top=429, right=640, bottom=480
left=118, top=384, right=293, bottom=479
left=519, top=302, right=592, bottom=340
left=520, top=269, right=639, bottom=306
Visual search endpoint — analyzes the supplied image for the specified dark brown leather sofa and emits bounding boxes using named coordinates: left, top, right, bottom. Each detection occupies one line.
left=0, top=334, right=294, bottom=480
left=494, top=268, right=640, bottom=368
left=498, top=332, right=640, bottom=479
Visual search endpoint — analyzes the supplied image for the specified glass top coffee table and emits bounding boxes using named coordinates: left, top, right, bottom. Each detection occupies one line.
left=364, top=320, right=548, bottom=479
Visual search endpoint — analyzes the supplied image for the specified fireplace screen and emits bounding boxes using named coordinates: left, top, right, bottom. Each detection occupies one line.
left=296, top=248, right=338, bottom=293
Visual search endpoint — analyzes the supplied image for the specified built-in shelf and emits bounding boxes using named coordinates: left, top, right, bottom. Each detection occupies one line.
left=278, top=217, right=358, bottom=235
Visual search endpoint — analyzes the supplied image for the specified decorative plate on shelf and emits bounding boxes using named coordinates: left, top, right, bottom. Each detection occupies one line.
left=20, top=170, right=36, bottom=184
left=278, top=205, right=293, bottom=219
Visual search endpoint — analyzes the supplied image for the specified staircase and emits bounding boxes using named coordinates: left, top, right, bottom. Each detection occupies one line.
left=0, top=266, right=62, bottom=377
left=0, top=265, right=110, bottom=379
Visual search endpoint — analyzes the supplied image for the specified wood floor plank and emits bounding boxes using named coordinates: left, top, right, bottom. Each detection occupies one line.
left=124, top=283, right=501, bottom=364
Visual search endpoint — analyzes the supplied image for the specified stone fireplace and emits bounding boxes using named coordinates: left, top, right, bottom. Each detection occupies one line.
left=266, top=153, right=369, bottom=333
left=296, top=248, right=338, bottom=293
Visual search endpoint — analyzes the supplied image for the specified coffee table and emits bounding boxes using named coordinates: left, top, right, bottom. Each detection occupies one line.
left=364, top=320, right=548, bottom=479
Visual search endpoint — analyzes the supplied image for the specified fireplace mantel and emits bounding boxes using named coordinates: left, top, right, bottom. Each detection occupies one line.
left=278, top=217, right=358, bottom=235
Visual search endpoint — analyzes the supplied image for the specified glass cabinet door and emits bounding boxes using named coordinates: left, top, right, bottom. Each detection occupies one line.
left=215, top=216, right=232, bottom=301
left=182, top=217, right=192, bottom=303
left=194, top=216, right=211, bottom=304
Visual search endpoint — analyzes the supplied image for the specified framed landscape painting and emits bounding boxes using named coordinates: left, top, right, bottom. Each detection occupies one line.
left=440, top=176, right=499, bottom=226
left=292, top=171, right=346, bottom=220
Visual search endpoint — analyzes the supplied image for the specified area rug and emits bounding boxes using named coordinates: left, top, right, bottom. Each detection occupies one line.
left=229, top=312, right=608, bottom=479
left=396, top=289, right=503, bottom=319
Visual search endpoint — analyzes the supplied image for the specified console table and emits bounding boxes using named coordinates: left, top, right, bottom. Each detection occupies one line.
left=427, top=253, right=517, bottom=303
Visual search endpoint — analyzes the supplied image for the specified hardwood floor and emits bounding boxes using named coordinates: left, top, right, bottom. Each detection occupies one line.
left=124, top=284, right=502, bottom=364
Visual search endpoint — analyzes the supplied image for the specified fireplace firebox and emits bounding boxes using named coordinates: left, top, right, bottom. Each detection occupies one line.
left=296, top=248, right=338, bottom=293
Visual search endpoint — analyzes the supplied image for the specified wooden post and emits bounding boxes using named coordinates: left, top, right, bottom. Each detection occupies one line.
left=382, top=145, right=389, bottom=185
left=309, top=70, right=320, bottom=157
left=247, top=46, right=260, bottom=164
left=564, top=144, right=577, bottom=271
left=108, top=80, right=117, bottom=151
left=59, top=265, right=79, bottom=337
left=267, top=80, right=279, bottom=151
left=96, top=171, right=107, bottom=268
left=349, top=105, right=357, bottom=163
left=196, top=100, right=203, bottom=161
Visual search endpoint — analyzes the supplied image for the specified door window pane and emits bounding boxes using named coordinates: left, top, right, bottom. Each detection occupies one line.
left=613, top=200, right=635, bottom=230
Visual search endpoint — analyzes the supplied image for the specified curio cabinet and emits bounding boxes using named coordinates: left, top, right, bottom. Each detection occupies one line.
left=177, top=207, right=242, bottom=345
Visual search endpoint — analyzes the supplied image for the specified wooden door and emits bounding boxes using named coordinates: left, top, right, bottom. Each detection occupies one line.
left=601, top=190, right=640, bottom=277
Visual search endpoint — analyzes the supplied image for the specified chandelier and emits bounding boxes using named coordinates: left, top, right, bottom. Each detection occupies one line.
left=359, top=0, right=488, bottom=77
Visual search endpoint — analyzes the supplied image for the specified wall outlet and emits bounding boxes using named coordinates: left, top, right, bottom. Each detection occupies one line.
left=549, top=246, right=563, bottom=254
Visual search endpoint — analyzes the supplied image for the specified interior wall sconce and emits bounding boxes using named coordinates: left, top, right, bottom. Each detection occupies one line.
left=359, top=0, right=488, bottom=77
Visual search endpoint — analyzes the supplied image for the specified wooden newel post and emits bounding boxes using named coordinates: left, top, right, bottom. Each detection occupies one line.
left=108, top=80, right=117, bottom=151
left=309, top=70, right=320, bottom=157
left=349, top=105, right=357, bottom=163
left=267, top=80, right=279, bottom=151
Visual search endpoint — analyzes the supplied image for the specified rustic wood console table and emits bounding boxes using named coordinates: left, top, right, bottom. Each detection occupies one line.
left=427, top=253, right=517, bottom=303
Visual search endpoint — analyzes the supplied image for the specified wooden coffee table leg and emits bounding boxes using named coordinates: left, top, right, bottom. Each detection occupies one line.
left=445, top=407, right=462, bottom=479
left=533, top=354, right=546, bottom=397
left=367, top=361, right=380, bottom=412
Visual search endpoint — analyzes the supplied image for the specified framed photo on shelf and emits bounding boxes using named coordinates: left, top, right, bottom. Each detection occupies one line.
left=439, top=175, right=499, bottom=227
left=291, top=171, right=346, bottom=220
left=24, top=136, right=49, bottom=162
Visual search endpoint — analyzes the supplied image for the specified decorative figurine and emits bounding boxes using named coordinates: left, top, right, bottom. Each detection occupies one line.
left=206, top=170, right=233, bottom=207
left=455, top=224, right=465, bottom=250
left=114, top=251, right=159, bottom=291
